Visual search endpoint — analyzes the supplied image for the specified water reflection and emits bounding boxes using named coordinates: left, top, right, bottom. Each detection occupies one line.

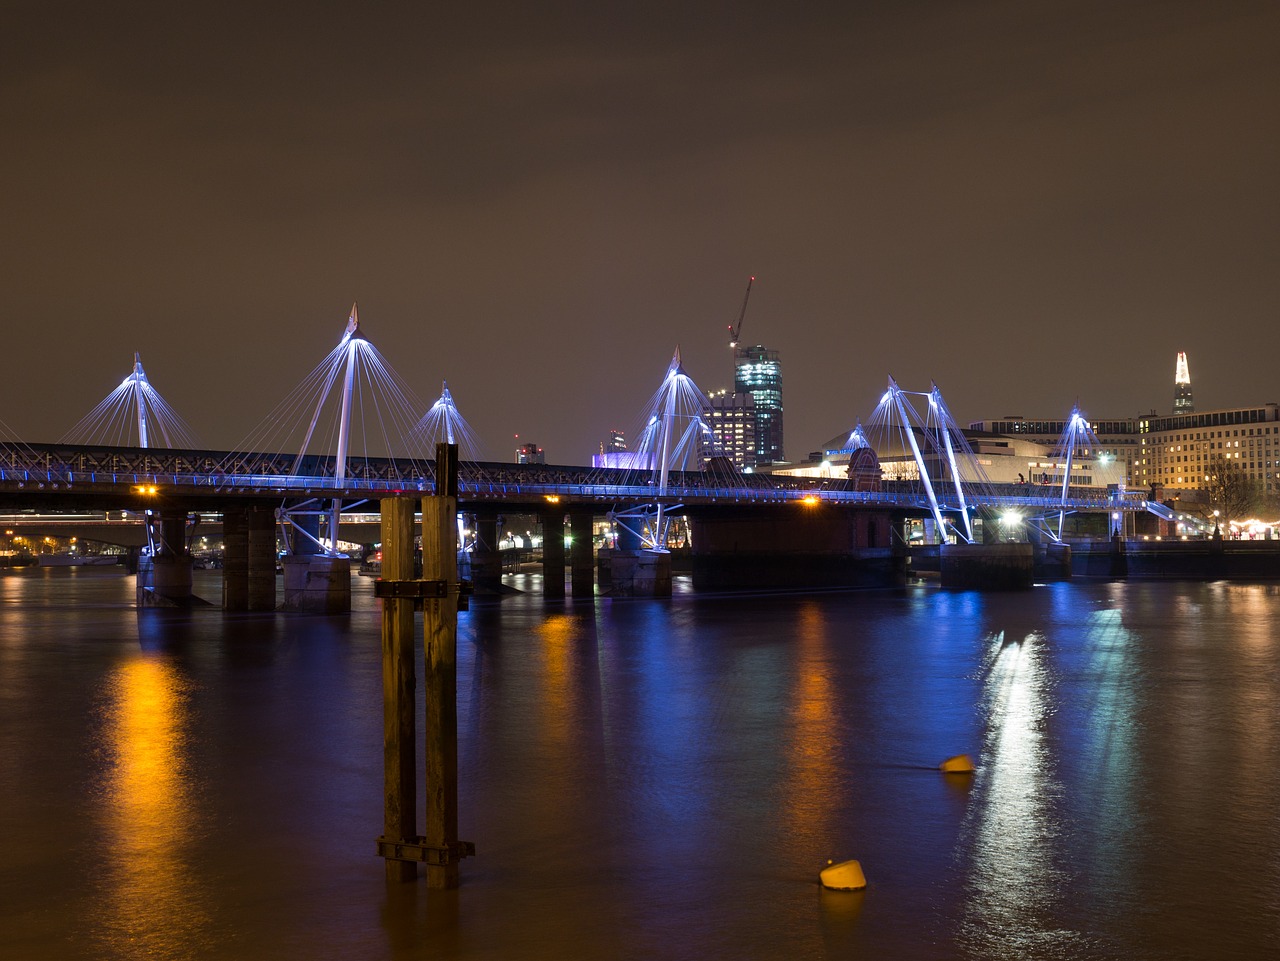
left=1075, top=609, right=1139, bottom=906
left=783, top=601, right=839, bottom=837
left=95, top=656, right=209, bottom=960
left=960, top=630, right=1070, bottom=957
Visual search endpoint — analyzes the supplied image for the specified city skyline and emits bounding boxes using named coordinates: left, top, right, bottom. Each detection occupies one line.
left=4, top=2, right=1279, bottom=463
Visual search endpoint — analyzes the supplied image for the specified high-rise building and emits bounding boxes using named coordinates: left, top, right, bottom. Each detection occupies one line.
left=704, top=389, right=757, bottom=470
left=734, top=345, right=783, bottom=465
left=1174, top=352, right=1194, bottom=415
left=515, top=442, right=544, bottom=465
left=604, top=429, right=626, bottom=454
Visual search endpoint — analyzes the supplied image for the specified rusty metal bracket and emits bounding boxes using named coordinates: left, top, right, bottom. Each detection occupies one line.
left=375, top=578, right=448, bottom=599
left=376, top=836, right=476, bottom=865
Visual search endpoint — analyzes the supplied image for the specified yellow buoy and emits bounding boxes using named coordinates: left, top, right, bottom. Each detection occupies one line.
left=939, top=754, right=975, bottom=774
left=820, top=858, right=867, bottom=891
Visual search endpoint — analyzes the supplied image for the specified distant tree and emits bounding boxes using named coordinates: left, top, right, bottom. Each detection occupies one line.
left=1204, top=455, right=1259, bottom=524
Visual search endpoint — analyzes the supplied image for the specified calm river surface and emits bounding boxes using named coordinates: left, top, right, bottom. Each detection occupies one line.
left=2, top=568, right=1278, bottom=960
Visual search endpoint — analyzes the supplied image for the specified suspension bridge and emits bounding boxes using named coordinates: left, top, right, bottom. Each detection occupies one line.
left=0, top=304, right=1170, bottom=605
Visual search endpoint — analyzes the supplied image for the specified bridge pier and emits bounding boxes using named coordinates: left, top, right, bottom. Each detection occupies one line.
left=137, top=507, right=196, bottom=607
left=279, top=506, right=351, bottom=612
left=940, top=543, right=1034, bottom=590
left=222, top=507, right=249, bottom=610
left=224, top=508, right=291, bottom=611
left=570, top=511, right=594, bottom=598
left=541, top=511, right=565, bottom=599
left=688, top=505, right=901, bottom=591
left=281, top=554, right=351, bottom=613
left=470, top=512, right=503, bottom=595
left=608, top=549, right=673, bottom=596
left=248, top=508, right=277, bottom=610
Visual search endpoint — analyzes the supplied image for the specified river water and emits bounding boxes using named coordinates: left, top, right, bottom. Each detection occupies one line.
left=1, top=568, right=1277, bottom=960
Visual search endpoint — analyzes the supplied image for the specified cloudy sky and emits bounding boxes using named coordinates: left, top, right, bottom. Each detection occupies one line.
left=4, top=1, right=1278, bottom=463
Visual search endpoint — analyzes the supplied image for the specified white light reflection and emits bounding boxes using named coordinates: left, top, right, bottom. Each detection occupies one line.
left=959, top=630, right=1080, bottom=956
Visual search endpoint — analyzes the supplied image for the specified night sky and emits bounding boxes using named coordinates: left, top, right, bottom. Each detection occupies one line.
left=4, top=1, right=1279, bottom=464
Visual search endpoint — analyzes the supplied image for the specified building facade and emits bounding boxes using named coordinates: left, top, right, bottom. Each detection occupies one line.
left=734, top=345, right=783, bottom=466
left=704, top=389, right=758, bottom=470
left=1138, top=404, right=1280, bottom=493
left=967, top=416, right=1140, bottom=486
left=968, top=403, right=1280, bottom=497
left=515, top=442, right=545, bottom=465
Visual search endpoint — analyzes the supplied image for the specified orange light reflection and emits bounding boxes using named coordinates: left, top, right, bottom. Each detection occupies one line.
left=97, top=657, right=209, bottom=959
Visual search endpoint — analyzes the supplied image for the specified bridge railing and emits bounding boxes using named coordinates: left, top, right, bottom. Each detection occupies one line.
left=0, top=465, right=1153, bottom=512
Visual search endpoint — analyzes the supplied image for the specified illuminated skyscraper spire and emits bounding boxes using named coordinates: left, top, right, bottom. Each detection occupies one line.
left=1174, top=351, right=1194, bottom=415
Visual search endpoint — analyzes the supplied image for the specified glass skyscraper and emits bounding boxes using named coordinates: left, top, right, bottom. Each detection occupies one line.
left=1174, top=351, right=1194, bottom=415
left=734, top=345, right=784, bottom=465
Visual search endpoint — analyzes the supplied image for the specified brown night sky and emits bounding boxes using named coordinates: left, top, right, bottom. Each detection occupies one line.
left=3, top=1, right=1279, bottom=463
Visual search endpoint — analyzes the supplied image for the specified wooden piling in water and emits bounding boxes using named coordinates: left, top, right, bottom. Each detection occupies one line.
left=376, top=445, right=471, bottom=885
left=381, top=496, right=417, bottom=882
left=423, top=444, right=461, bottom=889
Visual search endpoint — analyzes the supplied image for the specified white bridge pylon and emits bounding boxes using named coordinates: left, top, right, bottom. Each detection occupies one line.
left=229, top=303, right=432, bottom=558
left=607, top=348, right=732, bottom=551
left=1041, top=404, right=1124, bottom=542
left=63, top=352, right=200, bottom=450
left=865, top=378, right=992, bottom=544
left=415, top=381, right=482, bottom=460
left=62, top=353, right=201, bottom=559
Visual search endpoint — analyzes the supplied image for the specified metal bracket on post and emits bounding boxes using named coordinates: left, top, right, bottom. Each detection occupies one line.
left=375, top=578, right=448, bottom=599
left=376, top=836, right=476, bottom=865
left=374, top=578, right=473, bottom=610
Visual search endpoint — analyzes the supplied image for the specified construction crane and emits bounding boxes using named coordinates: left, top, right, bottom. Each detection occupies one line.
left=727, top=276, right=755, bottom=348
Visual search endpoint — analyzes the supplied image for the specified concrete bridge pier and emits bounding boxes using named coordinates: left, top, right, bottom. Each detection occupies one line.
left=281, top=554, right=351, bottom=613
left=248, top=508, right=277, bottom=610
left=602, top=512, right=672, bottom=596
left=541, top=511, right=566, bottom=599
left=570, top=511, right=594, bottom=598
left=137, top=507, right=196, bottom=607
left=688, top=506, right=899, bottom=591
left=601, top=511, right=675, bottom=593
left=940, top=543, right=1034, bottom=590
left=222, top=507, right=249, bottom=610
left=470, top=511, right=503, bottom=595
left=224, top=507, right=279, bottom=611
left=608, top=549, right=673, bottom=596
left=280, top=510, right=351, bottom=613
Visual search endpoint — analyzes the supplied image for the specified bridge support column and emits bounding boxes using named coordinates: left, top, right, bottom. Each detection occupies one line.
left=471, top=512, right=503, bottom=595
left=688, top=507, right=900, bottom=591
left=281, top=554, right=351, bottom=613
left=248, top=508, right=277, bottom=611
left=570, top=511, right=594, bottom=598
left=541, top=511, right=565, bottom=599
left=222, top=507, right=249, bottom=610
left=138, top=508, right=195, bottom=607
left=608, top=549, right=672, bottom=596
left=940, top=543, right=1033, bottom=590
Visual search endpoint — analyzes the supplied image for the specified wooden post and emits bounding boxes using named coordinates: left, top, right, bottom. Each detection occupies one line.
left=381, top=496, right=417, bottom=881
left=423, top=444, right=460, bottom=888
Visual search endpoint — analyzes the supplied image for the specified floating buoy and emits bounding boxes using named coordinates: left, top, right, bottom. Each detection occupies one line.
left=820, top=858, right=866, bottom=891
left=939, top=754, right=975, bottom=774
